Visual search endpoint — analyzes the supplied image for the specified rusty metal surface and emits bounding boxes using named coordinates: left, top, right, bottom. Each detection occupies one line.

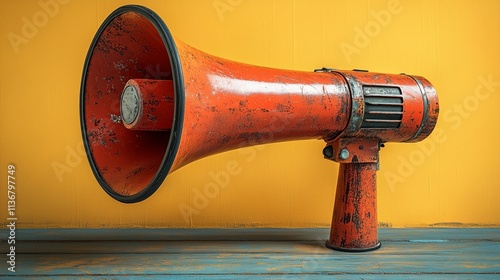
left=332, top=70, right=439, bottom=143
left=81, top=5, right=440, bottom=252
left=324, top=137, right=381, bottom=251
left=319, top=70, right=438, bottom=251
left=121, top=79, right=174, bottom=131
left=81, top=9, right=353, bottom=198
left=324, top=138, right=380, bottom=164
left=172, top=40, right=352, bottom=171
left=326, top=162, right=380, bottom=251
left=82, top=10, right=172, bottom=197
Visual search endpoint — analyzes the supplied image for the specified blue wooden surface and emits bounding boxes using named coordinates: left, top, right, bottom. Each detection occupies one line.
left=0, top=228, right=499, bottom=279
left=11, top=227, right=500, bottom=241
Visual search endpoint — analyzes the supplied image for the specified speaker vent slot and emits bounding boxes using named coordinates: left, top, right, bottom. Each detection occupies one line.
left=361, top=86, right=403, bottom=129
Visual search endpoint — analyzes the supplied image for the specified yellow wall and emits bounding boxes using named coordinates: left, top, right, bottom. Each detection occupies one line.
left=1, top=0, right=499, bottom=228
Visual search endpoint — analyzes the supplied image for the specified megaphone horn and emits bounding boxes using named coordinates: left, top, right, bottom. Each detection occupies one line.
left=80, top=5, right=439, bottom=252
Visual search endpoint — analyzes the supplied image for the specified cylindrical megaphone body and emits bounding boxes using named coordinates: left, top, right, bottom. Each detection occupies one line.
left=80, top=6, right=438, bottom=251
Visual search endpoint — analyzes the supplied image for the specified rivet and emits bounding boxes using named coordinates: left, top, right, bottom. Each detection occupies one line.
left=339, top=149, right=350, bottom=160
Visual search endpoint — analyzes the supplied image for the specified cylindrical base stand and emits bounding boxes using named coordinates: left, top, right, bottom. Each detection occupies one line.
left=326, top=162, right=381, bottom=252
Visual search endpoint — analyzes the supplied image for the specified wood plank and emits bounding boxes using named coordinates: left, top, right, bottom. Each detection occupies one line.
left=1, top=228, right=498, bottom=278
left=10, top=274, right=500, bottom=280
left=13, top=240, right=500, bottom=255
left=10, top=228, right=332, bottom=241
left=7, top=228, right=500, bottom=242
left=3, top=252, right=499, bottom=276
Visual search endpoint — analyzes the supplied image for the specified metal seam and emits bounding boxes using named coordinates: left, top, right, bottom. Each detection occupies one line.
left=405, top=74, right=429, bottom=141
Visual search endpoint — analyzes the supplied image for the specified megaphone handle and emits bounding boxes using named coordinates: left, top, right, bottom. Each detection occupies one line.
left=326, top=162, right=381, bottom=252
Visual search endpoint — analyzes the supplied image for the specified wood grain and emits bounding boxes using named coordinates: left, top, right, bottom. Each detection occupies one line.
left=1, top=228, right=498, bottom=278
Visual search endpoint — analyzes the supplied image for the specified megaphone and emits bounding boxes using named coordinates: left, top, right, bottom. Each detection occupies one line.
left=80, top=5, right=439, bottom=252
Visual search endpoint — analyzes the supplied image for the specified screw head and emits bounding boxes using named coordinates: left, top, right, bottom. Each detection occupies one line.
left=339, top=149, right=350, bottom=160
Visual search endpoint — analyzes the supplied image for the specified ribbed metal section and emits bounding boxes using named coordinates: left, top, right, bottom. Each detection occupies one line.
left=361, top=86, right=403, bottom=129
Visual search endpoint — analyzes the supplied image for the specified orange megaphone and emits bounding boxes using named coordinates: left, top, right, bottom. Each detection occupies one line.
left=80, top=5, right=438, bottom=251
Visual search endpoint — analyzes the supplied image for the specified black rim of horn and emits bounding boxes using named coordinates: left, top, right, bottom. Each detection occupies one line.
left=79, top=5, right=185, bottom=203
